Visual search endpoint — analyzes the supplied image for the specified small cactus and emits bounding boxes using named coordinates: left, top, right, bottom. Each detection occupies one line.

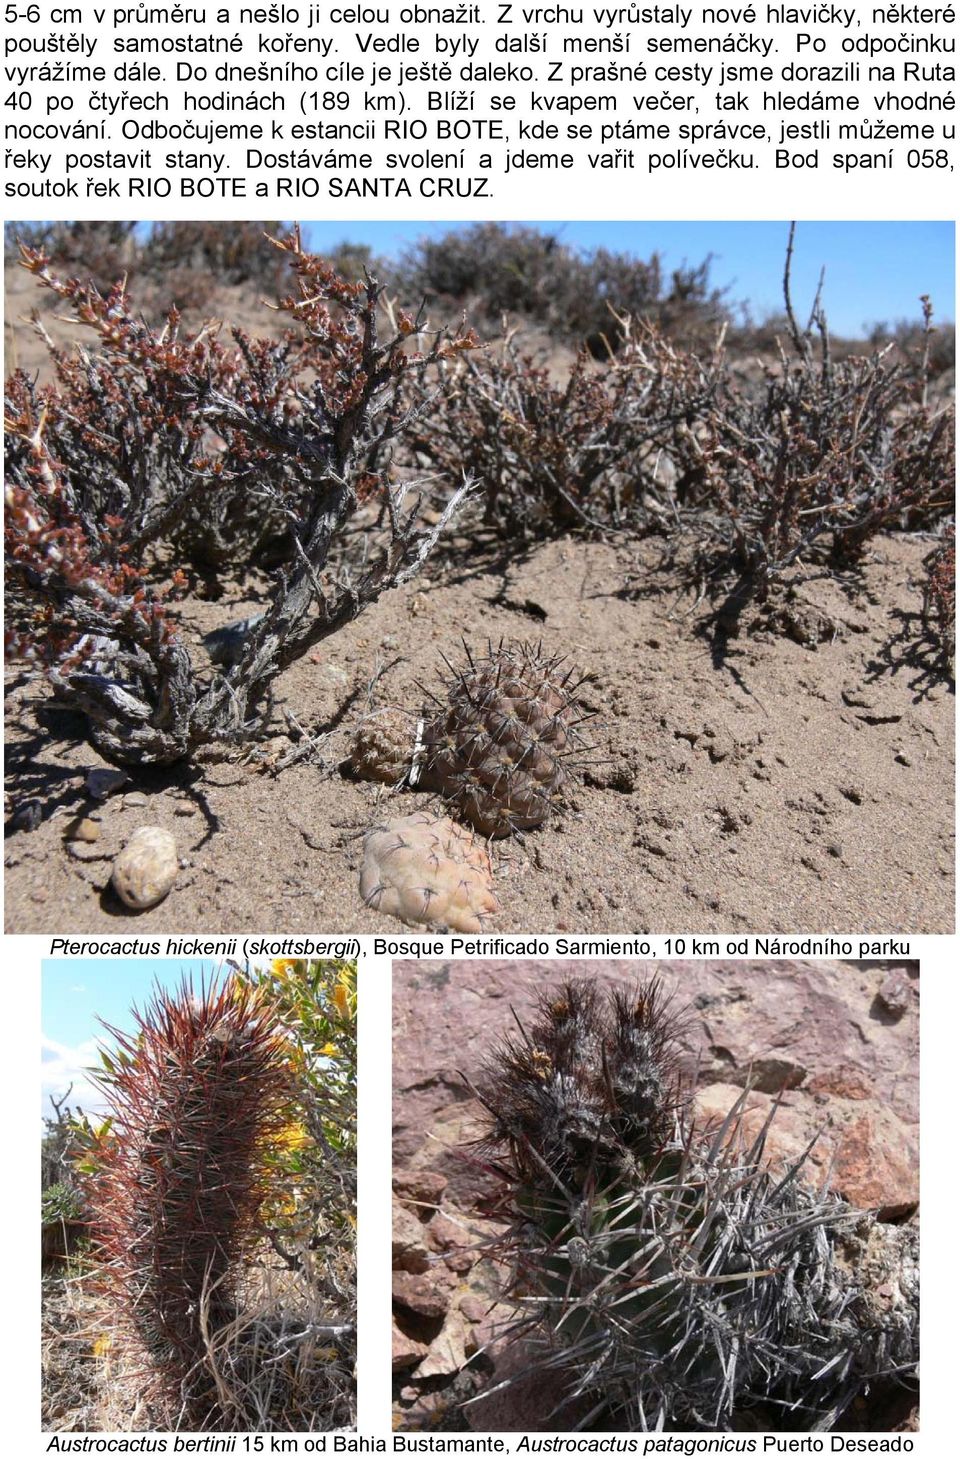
left=360, top=811, right=498, bottom=932
left=349, top=707, right=419, bottom=786
left=84, top=977, right=292, bottom=1429
left=421, top=640, right=592, bottom=837
left=473, top=978, right=919, bottom=1431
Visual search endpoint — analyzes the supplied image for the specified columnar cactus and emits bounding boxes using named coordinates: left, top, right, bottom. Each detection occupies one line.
left=475, top=979, right=918, bottom=1431
left=85, top=978, right=291, bottom=1429
left=421, top=640, right=592, bottom=837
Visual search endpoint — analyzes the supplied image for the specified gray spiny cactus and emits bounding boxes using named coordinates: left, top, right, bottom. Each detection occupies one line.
left=472, top=979, right=918, bottom=1431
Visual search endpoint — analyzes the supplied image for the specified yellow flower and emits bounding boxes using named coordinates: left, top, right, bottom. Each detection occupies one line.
left=272, top=1120, right=312, bottom=1153
left=266, top=1192, right=299, bottom=1218
left=92, top=1334, right=112, bottom=1358
left=272, top=958, right=297, bottom=977
left=321, top=1042, right=338, bottom=1057
left=332, top=984, right=350, bottom=1019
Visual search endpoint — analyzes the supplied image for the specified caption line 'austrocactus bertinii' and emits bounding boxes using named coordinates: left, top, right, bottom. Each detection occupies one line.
left=472, top=979, right=918, bottom=1432
left=84, top=977, right=292, bottom=1430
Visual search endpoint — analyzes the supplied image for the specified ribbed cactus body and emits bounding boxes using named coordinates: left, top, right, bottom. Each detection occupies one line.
left=349, top=707, right=418, bottom=785
left=477, top=978, right=919, bottom=1431
left=87, top=978, right=290, bottom=1428
left=422, top=641, right=590, bottom=837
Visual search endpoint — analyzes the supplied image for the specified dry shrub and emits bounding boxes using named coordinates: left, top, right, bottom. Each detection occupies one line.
left=922, top=526, right=956, bottom=668
left=409, top=323, right=720, bottom=540
left=319, top=239, right=390, bottom=285
left=671, top=232, right=954, bottom=596
left=5, top=228, right=478, bottom=765
left=142, top=220, right=294, bottom=289
left=5, top=221, right=139, bottom=293
left=4, top=222, right=360, bottom=318
left=870, top=314, right=956, bottom=384
left=673, top=345, right=953, bottom=589
left=396, top=222, right=729, bottom=352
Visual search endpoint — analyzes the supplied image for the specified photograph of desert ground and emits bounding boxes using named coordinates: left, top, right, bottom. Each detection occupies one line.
left=391, top=958, right=919, bottom=1433
left=5, top=221, right=955, bottom=933
left=41, top=955, right=356, bottom=1432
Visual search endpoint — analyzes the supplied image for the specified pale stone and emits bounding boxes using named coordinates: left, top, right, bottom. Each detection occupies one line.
left=67, top=816, right=101, bottom=844
left=111, top=826, right=178, bottom=910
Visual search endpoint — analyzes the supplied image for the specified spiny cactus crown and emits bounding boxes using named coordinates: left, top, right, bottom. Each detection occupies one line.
left=422, top=639, right=593, bottom=838
left=478, top=979, right=684, bottom=1188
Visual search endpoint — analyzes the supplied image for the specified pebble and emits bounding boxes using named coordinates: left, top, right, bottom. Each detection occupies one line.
left=12, top=798, right=42, bottom=832
left=111, top=826, right=178, bottom=911
left=123, top=793, right=148, bottom=808
left=86, top=768, right=129, bottom=800
left=877, top=971, right=911, bottom=1019
left=67, top=816, right=101, bottom=844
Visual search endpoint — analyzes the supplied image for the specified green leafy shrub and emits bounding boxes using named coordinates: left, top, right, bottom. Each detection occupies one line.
left=42, top=1180, right=85, bottom=1226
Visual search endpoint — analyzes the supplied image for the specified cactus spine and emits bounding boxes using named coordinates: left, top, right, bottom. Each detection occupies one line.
left=475, top=978, right=918, bottom=1431
left=86, top=977, right=291, bottom=1429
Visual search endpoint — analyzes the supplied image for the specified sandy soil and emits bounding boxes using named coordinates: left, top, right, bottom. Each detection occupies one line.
left=4, top=529, right=953, bottom=934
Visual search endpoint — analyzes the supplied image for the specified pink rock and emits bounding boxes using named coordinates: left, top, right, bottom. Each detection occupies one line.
left=393, top=1169, right=448, bottom=1213
left=832, top=1113, right=918, bottom=1217
left=877, top=969, right=913, bottom=1018
left=413, top=1308, right=470, bottom=1379
left=426, top=1211, right=465, bottom=1248
left=808, top=1069, right=875, bottom=1100
left=392, top=1319, right=429, bottom=1371
left=393, top=1199, right=430, bottom=1274
left=459, top=1294, right=489, bottom=1324
left=695, top=1083, right=826, bottom=1178
left=393, top=1271, right=450, bottom=1320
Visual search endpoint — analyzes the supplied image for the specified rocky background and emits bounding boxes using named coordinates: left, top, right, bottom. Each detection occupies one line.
left=391, top=958, right=919, bottom=1430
